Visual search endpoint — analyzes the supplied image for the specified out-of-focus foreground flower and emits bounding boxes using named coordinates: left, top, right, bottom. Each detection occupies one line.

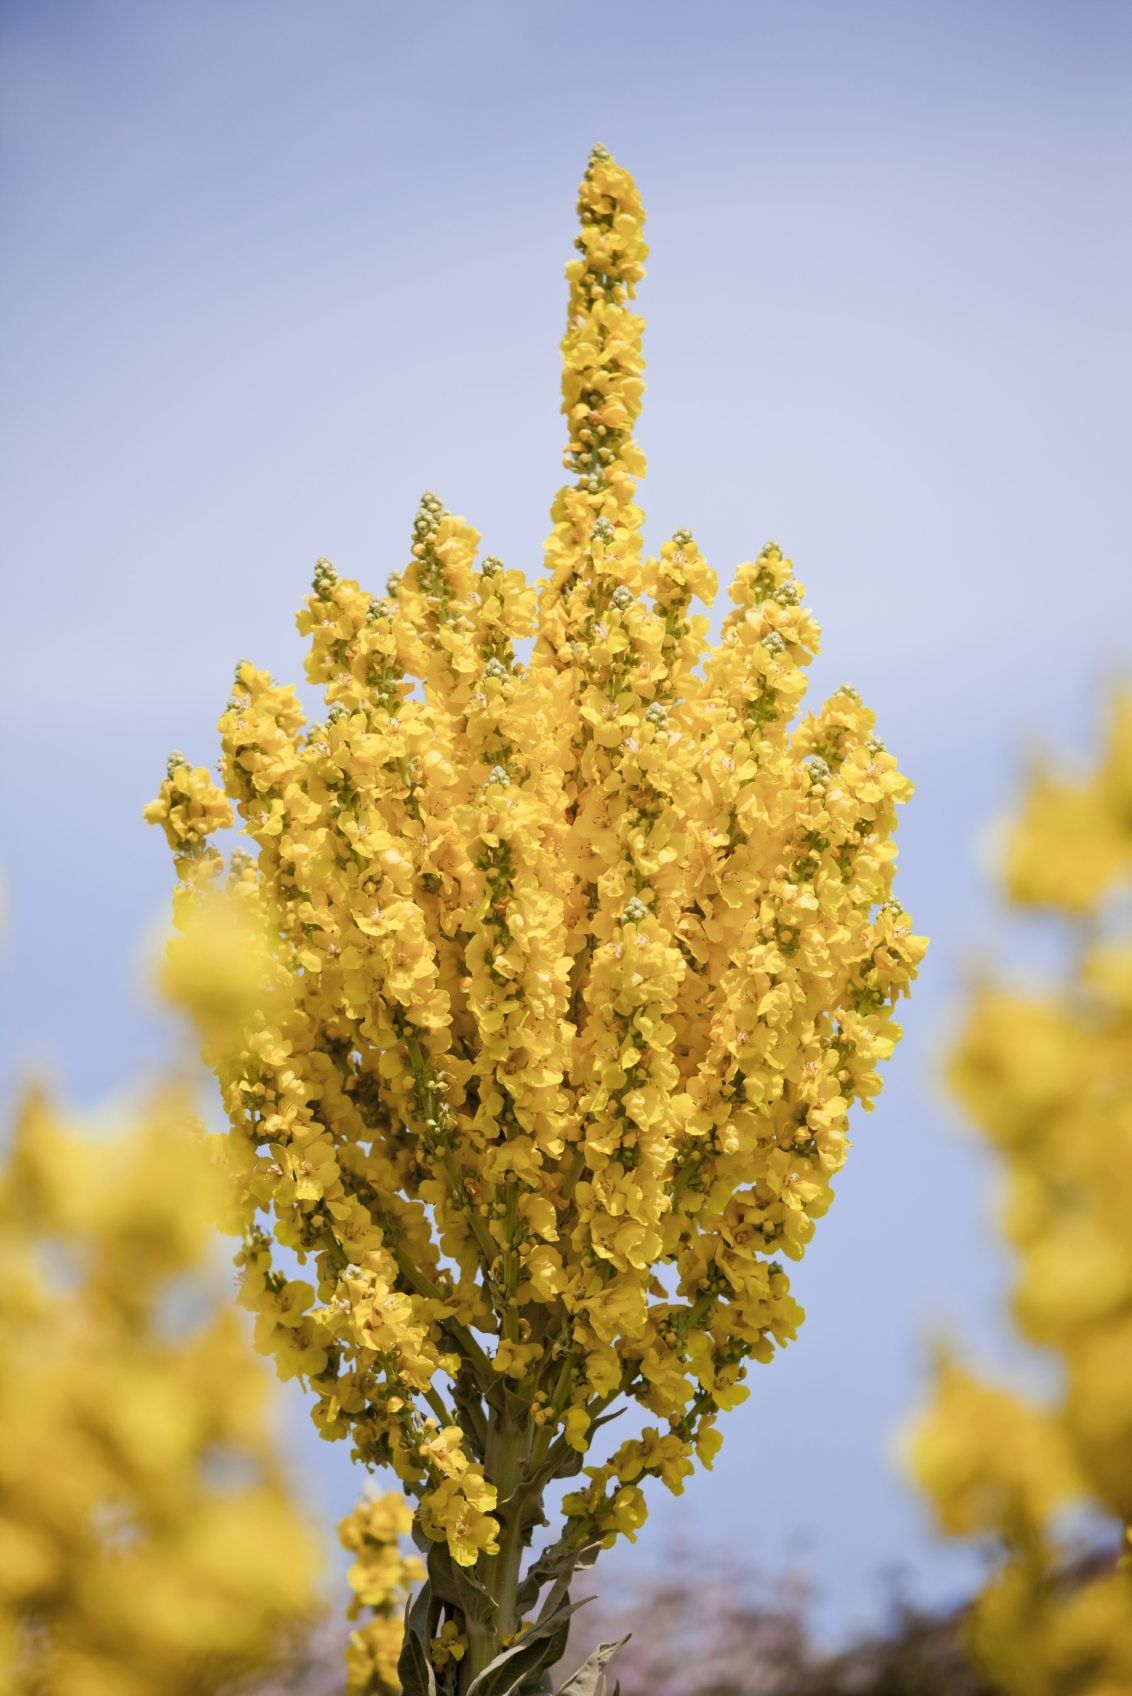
left=909, top=691, right=1132, bottom=1694
left=0, top=1088, right=320, bottom=1696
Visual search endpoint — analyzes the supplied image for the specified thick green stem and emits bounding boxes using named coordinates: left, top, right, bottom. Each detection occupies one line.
left=460, top=1414, right=529, bottom=1690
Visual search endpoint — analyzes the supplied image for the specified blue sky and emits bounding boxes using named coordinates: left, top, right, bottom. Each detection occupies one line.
left=2, top=0, right=1130, bottom=1643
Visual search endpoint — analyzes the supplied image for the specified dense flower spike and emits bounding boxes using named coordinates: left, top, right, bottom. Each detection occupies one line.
left=150, top=147, right=923, bottom=1694
left=909, top=691, right=1132, bottom=1696
left=0, top=1091, right=318, bottom=1696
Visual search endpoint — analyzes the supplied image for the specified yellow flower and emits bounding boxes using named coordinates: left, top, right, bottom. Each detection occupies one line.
left=563, top=1406, right=591, bottom=1452
left=418, top=1423, right=469, bottom=1478
left=606, top=1485, right=648, bottom=1541
left=419, top=1471, right=500, bottom=1568
left=143, top=755, right=233, bottom=859
left=908, top=1357, right=1081, bottom=1540
left=430, top=1620, right=469, bottom=1668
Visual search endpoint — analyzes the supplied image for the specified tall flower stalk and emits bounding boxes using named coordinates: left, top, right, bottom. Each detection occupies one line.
left=148, top=146, right=924, bottom=1696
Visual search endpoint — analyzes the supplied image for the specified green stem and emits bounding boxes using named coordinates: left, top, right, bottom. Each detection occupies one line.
left=461, top=1414, right=528, bottom=1690
left=422, top=1383, right=456, bottom=1429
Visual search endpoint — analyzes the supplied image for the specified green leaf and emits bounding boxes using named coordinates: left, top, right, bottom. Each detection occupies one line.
left=450, top=1365, right=488, bottom=1459
left=503, top=1456, right=581, bottom=1550
left=553, top=1637, right=629, bottom=1696
left=515, top=1537, right=602, bottom=1614
left=397, top=1580, right=440, bottom=1696
left=423, top=1536, right=497, bottom=1636
left=463, top=1596, right=591, bottom=1696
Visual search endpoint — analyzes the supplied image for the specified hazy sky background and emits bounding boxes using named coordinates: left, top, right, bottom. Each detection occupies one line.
left=3, top=0, right=1130, bottom=1643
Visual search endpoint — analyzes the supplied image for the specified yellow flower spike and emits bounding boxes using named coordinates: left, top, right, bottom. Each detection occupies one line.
left=339, top=1490, right=422, bottom=1694
left=148, top=148, right=922, bottom=1695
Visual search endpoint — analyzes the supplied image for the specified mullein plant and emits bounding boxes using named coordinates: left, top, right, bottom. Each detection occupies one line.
left=909, top=694, right=1132, bottom=1695
left=147, top=146, right=925, bottom=1696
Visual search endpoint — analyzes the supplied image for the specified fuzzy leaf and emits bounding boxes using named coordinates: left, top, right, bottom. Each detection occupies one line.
left=518, top=1439, right=586, bottom=1499
left=451, top=1366, right=489, bottom=1459
left=515, top=1537, right=602, bottom=1615
left=397, top=1581, right=440, bottom=1696
left=425, top=1537, right=497, bottom=1635
left=554, top=1637, right=629, bottom=1696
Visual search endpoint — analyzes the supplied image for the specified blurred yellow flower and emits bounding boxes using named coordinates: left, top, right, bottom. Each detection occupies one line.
left=0, top=1090, right=319, bottom=1696
left=909, top=689, right=1132, bottom=1696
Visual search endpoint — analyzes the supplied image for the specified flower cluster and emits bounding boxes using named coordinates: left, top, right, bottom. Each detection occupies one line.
left=340, top=1492, right=426, bottom=1695
left=149, top=146, right=922, bottom=1692
left=0, top=1090, right=318, bottom=1696
left=909, top=692, right=1132, bottom=1695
